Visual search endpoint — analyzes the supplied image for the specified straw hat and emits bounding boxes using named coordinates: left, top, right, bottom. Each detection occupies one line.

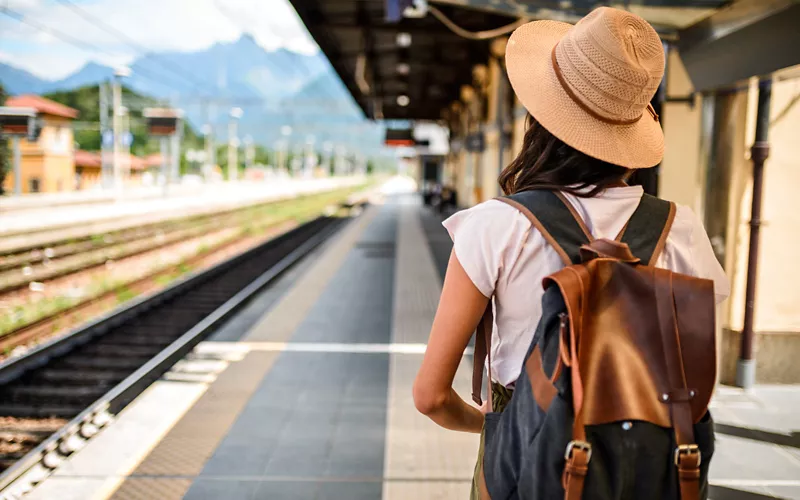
left=505, top=7, right=665, bottom=169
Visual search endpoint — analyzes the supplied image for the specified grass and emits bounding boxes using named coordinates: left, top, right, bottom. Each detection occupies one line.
left=0, top=183, right=371, bottom=339
left=115, top=287, right=136, bottom=304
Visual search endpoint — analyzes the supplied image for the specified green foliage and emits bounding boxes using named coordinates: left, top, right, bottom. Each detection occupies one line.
left=0, top=82, right=8, bottom=195
left=43, top=84, right=203, bottom=160
left=115, top=286, right=136, bottom=304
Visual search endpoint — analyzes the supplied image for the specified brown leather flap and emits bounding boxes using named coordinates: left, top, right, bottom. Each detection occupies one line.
left=545, top=261, right=716, bottom=427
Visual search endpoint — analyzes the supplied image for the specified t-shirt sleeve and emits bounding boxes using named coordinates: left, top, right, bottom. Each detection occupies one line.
left=686, top=208, right=731, bottom=304
left=442, top=200, right=531, bottom=298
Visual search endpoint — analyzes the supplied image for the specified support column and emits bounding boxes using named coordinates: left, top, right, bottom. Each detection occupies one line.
left=736, top=78, right=772, bottom=389
left=12, top=136, right=21, bottom=195
left=160, top=136, right=169, bottom=196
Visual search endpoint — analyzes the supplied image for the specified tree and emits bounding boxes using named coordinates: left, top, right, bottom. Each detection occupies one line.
left=0, top=83, right=8, bottom=195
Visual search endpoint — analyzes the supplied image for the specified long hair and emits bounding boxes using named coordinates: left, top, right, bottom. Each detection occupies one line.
left=498, top=115, right=631, bottom=197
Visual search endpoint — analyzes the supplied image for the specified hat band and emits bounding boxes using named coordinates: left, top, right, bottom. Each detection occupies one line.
left=550, top=47, right=658, bottom=126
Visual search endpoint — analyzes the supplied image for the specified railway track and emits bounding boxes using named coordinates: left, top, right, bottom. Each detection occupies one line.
left=0, top=212, right=352, bottom=498
left=0, top=189, right=356, bottom=292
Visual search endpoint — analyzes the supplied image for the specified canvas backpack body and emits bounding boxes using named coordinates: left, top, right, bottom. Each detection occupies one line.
left=473, top=190, right=717, bottom=500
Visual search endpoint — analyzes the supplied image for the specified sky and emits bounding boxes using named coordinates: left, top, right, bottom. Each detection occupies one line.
left=0, top=0, right=319, bottom=80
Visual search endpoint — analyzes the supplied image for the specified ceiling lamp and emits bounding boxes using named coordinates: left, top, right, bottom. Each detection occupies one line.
left=396, top=32, right=412, bottom=47
left=396, top=63, right=410, bottom=75
left=397, top=95, right=410, bottom=107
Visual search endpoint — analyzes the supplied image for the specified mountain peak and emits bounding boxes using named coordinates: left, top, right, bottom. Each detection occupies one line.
left=238, top=32, right=257, bottom=45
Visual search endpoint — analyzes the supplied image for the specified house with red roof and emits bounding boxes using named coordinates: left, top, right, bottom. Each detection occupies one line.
left=2, top=95, right=79, bottom=194
left=74, top=150, right=151, bottom=190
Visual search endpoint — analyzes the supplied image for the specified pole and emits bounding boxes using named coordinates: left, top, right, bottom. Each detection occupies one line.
left=227, top=117, right=238, bottom=182
left=122, top=109, right=131, bottom=188
left=12, top=136, right=21, bottom=195
left=99, top=81, right=110, bottom=188
left=112, top=75, right=122, bottom=196
left=160, top=136, right=169, bottom=196
left=172, top=121, right=182, bottom=184
left=203, top=126, right=212, bottom=182
left=736, top=78, right=772, bottom=389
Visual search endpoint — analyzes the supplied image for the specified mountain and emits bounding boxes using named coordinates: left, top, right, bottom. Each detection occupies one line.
left=0, top=34, right=381, bottom=152
left=50, top=62, right=115, bottom=92
left=0, top=63, right=48, bottom=95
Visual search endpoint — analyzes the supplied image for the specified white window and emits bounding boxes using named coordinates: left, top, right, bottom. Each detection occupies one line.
left=49, top=127, right=69, bottom=154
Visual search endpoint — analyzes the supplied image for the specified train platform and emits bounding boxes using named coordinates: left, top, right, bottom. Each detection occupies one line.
left=22, top=181, right=800, bottom=500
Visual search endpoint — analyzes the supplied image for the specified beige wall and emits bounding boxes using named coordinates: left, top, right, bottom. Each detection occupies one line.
left=659, top=49, right=704, bottom=212
left=729, top=71, right=800, bottom=334
left=2, top=115, right=75, bottom=194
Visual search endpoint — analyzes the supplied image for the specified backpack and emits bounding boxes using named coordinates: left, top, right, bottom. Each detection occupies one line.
left=473, top=190, right=717, bottom=500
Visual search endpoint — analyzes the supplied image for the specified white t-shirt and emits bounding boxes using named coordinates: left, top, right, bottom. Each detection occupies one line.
left=443, top=185, right=730, bottom=387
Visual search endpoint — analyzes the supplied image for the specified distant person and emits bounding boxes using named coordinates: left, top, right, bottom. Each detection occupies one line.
left=413, top=7, right=729, bottom=500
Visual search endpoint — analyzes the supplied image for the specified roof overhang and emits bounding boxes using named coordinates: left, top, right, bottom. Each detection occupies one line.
left=677, top=0, right=800, bottom=91
left=290, top=0, right=799, bottom=121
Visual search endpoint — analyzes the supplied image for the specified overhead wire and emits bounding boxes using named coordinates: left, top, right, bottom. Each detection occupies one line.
left=427, top=5, right=525, bottom=40
left=53, top=0, right=217, bottom=96
left=0, top=5, right=178, bottom=93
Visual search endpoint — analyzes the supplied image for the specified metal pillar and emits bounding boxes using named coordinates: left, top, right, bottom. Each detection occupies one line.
left=112, top=75, right=123, bottom=195
left=160, top=136, right=170, bottom=196
left=172, top=123, right=182, bottom=183
left=12, top=136, right=21, bottom=195
left=227, top=117, right=238, bottom=182
left=99, top=82, right=110, bottom=188
left=736, top=78, right=772, bottom=389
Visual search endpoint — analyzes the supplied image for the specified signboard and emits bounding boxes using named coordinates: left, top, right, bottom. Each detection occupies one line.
left=143, top=108, right=183, bottom=136
left=384, top=128, right=415, bottom=147
left=0, top=107, right=40, bottom=140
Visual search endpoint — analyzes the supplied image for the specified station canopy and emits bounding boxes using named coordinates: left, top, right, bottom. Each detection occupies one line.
left=289, top=1, right=800, bottom=121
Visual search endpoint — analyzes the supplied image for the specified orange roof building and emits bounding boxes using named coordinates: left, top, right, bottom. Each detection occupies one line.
left=6, top=95, right=79, bottom=119
left=2, top=95, right=79, bottom=194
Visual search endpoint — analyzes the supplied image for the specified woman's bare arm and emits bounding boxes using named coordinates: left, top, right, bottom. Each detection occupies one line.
left=413, top=250, right=489, bottom=433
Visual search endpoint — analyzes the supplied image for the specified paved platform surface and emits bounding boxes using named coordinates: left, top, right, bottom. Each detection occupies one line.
left=25, top=184, right=800, bottom=500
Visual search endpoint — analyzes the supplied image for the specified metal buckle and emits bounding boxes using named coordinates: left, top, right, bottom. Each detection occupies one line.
left=565, top=440, right=592, bottom=462
left=674, top=444, right=701, bottom=467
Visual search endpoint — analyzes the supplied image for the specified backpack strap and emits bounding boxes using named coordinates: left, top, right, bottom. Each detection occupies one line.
left=498, top=190, right=593, bottom=266
left=617, top=194, right=677, bottom=266
left=472, top=190, right=590, bottom=405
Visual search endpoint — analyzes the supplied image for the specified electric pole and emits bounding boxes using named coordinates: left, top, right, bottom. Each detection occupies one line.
left=112, top=67, right=130, bottom=196
left=227, top=107, right=242, bottom=182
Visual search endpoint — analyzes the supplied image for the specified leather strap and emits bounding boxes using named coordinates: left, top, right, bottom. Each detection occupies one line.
left=548, top=266, right=591, bottom=500
left=654, top=268, right=700, bottom=500
left=497, top=191, right=593, bottom=266
left=472, top=304, right=494, bottom=406
left=496, top=197, right=573, bottom=266
left=474, top=191, right=592, bottom=403
left=563, top=446, right=590, bottom=500
left=525, top=346, right=558, bottom=412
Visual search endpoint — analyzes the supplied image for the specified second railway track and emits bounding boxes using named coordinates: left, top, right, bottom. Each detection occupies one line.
left=0, top=211, right=353, bottom=497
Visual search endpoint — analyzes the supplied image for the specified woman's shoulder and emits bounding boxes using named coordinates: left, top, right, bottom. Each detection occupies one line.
left=444, top=199, right=530, bottom=224
left=667, top=202, right=705, bottom=243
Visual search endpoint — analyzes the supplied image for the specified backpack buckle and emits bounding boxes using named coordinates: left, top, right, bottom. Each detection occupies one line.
left=565, top=440, right=592, bottom=462
left=674, top=444, right=701, bottom=467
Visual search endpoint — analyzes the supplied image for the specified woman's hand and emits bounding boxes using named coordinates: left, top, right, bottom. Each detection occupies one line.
left=478, top=397, right=492, bottom=415
left=413, top=250, right=490, bottom=434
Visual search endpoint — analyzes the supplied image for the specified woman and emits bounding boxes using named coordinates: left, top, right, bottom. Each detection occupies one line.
left=412, top=7, right=730, bottom=498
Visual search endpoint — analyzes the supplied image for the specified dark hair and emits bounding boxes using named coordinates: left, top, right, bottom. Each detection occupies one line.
left=498, top=115, right=631, bottom=197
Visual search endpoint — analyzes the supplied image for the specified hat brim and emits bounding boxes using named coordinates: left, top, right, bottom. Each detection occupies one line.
left=505, top=20, right=664, bottom=169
